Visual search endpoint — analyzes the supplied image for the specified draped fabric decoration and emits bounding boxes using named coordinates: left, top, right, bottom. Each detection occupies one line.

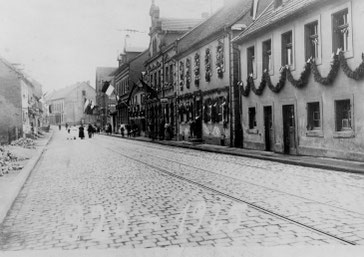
left=216, top=41, right=224, bottom=78
left=194, top=53, right=200, bottom=86
left=186, top=58, right=191, bottom=89
left=205, top=48, right=212, bottom=82
left=179, top=61, right=185, bottom=91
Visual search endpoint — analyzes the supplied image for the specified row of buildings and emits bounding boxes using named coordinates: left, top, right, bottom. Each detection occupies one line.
left=96, top=0, right=364, bottom=161
left=0, top=57, right=45, bottom=144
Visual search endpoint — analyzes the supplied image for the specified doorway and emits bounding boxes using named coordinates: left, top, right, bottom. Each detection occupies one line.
left=282, top=104, right=296, bottom=154
left=263, top=106, right=273, bottom=151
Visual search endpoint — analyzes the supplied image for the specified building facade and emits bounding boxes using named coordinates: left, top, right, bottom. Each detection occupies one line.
left=46, top=82, right=96, bottom=126
left=95, top=67, right=117, bottom=128
left=234, top=0, right=364, bottom=161
left=0, top=57, right=43, bottom=143
left=144, top=1, right=203, bottom=140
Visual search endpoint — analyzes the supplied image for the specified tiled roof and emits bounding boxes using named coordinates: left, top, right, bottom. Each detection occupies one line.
left=177, top=0, right=271, bottom=55
left=234, top=0, right=329, bottom=42
left=160, top=18, right=203, bottom=31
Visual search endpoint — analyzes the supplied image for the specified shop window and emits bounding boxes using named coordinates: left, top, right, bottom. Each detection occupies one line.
left=305, top=21, right=319, bottom=60
left=248, top=107, right=257, bottom=129
left=247, top=46, right=255, bottom=76
left=281, top=31, right=293, bottom=66
left=335, top=99, right=351, bottom=131
left=307, top=102, right=320, bottom=130
left=332, top=9, right=349, bottom=52
left=262, top=39, right=272, bottom=72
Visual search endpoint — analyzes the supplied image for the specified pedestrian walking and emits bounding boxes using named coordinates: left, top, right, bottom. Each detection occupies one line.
left=120, top=126, right=125, bottom=137
left=87, top=124, right=94, bottom=138
left=79, top=125, right=85, bottom=139
left=58, top=124, right=61, bottom=131
left=65, top=123, right=68, bottom=130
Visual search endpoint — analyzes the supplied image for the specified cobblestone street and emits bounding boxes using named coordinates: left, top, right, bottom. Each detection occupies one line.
left=1, top=130, right=364, bottom=250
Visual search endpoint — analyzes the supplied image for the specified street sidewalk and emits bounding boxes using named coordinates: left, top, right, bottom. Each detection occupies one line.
left=104, top=133, right=364, bottom=174
left=0, top=130, right=54, bottom=224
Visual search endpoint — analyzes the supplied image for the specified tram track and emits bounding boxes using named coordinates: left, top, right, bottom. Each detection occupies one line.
left=114, top=137, right=364, bottom=189
left=104, top=144, right=356, bottom=245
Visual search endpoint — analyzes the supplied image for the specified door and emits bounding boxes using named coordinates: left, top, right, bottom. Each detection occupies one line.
left=264, top=106, right=273, bottom=151
left=282, top=104, right=296, bottom=154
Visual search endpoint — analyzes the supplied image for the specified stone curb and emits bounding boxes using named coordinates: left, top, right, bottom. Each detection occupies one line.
left=0, top=130, right=54, bottom=224
left=104, top=133, right=364, bottom=175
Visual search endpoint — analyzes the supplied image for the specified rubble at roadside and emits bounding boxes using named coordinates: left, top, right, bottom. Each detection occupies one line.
left=10, top=138, right=36, bottom=149
left=0, top=146, right=27, bottom=177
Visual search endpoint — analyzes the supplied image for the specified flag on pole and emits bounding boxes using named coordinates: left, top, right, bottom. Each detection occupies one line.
left=106, top=84, right=115, bottom=97
left=84, top=99, right=90, bottom=111
left=250, top=0, right=259, bottom=20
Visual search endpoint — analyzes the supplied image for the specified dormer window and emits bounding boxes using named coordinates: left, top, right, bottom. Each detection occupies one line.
left=274, top=0, right=283, bottom=9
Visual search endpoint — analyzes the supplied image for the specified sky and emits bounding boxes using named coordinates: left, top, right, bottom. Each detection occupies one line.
left=0, top=0, right=223, bottom=94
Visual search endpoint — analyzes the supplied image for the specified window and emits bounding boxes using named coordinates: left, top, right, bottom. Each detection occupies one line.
left=82, top=90, right=86, bottom=97
left=282, top=31, right=293, bottom=66
left=332, top=9, right=349, bottom=52
left=305, top=21, right=319, bottom=60
left=247, top=46, right=255, bottom=76
left=262, top=39, right=272, bottom=72
left=158, top=70, right=161, bottom=89
left=335, top=99, right=351, bottom=131
left=307, top=102, right=320, bottom=130
left=165, top=66, right=169, bottom=83
left=248, top=107, right=257, bottom=129
left=169, top=64, right=173, bottom=84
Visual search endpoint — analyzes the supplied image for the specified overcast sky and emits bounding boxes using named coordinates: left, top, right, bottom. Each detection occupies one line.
left=0, top=0, right=223, bottom=93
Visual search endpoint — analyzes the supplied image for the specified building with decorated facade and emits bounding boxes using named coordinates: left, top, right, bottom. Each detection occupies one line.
left=233, top=0, right=364, bottom=161
left=175, top=0, right=270, bottom=145
left=143, top=0, right=203, bottom=140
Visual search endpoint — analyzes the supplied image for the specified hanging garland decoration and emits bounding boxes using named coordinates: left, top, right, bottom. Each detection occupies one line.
left=216, top=41, right=224, bottom=78
left=250, top=74, right=265, bottom=95
left=186, top=58, right=191, bottom=89
left=311, top=53, right=340, bottom=85
left=262, top=67, right=287, bottom=93
left=286, top=61, right=311, bottom=88
left=205, top=48, right=212, bottom=82
left=194, top=53, right=200, bottom=86
left=339, top=51, right=364, bottom=80
left=179, top=61, right=185, bottom=91
left=238, top=80, right=250, bottom=97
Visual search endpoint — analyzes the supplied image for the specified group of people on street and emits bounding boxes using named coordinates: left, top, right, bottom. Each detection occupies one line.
left=119, top=124, right=139, bottom=138
left=63, top=123, right=99, bottom=140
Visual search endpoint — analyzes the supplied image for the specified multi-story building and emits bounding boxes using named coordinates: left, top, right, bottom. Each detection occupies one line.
left=175, top=0, right=269, bottom=145
left=234, top=0, right=364, bottom=161
left=46, top=81, right=96, bottom=126
left=144, top=0, right=203, bottom=140
left=0, top=57, right=43, bottom=143
left=110, top=48, right=147, bottom=133
left=95, top=67, right=117, bottom=128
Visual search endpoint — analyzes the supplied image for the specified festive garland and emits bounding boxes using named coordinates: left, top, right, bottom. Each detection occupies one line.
left=262, top=67, right=287, bottom=93
left=238, top=80, right=250, bottom=97
left=194, top=53, right=200, bottom=86
left=286, top=62, right=311, bottom=88
left=186, top=58, right=191, bottom=89
left=216, top=41, right=224, bottom=78
left=311, top=54, right=340, bottom=85
left=339, top=51, right=364, bottom=80
left=179, top=61, right=185, bottom=91
left=248, top=75, right=265, bottom=95
left=205, top=48, right=212, bottom=82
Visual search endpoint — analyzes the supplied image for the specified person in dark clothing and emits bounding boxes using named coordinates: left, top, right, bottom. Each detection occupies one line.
left=58, top=124, right=61, bottom=130
left=79, top=125, right=85, bottom=139
left=87, top=124, right=94, bottom=138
